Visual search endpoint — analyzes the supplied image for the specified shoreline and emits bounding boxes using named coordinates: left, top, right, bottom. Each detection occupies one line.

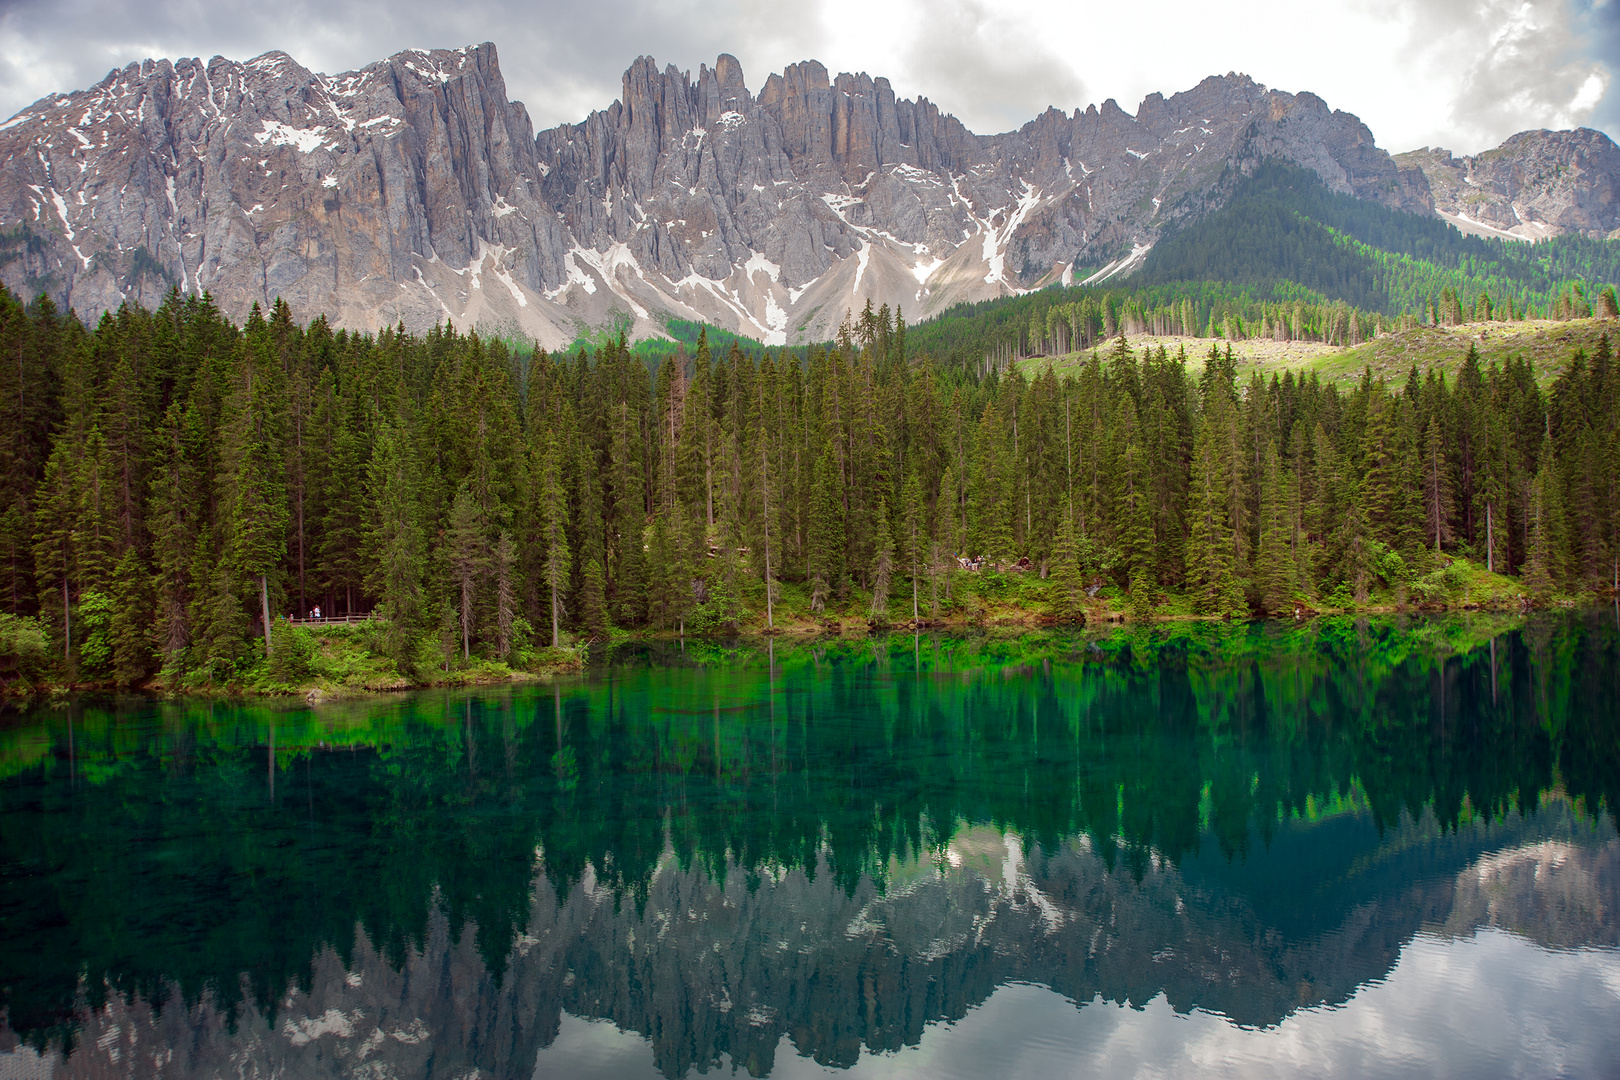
left=6, top=591, right=1608, bottom=703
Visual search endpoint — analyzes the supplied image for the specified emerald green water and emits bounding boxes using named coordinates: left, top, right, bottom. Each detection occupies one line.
left=2, top=612, right=1618, bottom=1078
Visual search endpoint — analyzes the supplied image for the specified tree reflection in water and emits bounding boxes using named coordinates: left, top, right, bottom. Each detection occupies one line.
left=1, top=611, right=1616, bottom=1077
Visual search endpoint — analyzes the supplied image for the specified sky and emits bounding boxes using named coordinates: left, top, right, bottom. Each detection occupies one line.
left=0, top=0, right=1616, bottom=155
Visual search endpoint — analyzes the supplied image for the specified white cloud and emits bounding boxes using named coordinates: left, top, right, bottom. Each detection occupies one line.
left=532, top=929, right=1620, bottom=1079
left=0, top=0, right=1613, bottom=154
left=1377, top=0, right=1614, bottom=151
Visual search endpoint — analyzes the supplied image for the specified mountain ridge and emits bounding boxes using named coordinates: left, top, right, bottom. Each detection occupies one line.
left=0, top=42, right=1615, bottom=345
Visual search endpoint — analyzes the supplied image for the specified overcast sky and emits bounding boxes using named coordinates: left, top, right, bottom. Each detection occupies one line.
left=1, top=0, right=1615, bottom=155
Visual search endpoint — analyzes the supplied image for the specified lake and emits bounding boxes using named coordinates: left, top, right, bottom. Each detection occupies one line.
left=2, top=612, right=1618, bottom=1078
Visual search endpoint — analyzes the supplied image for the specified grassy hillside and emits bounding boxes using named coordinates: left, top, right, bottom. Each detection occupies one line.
left=1141, top=160, right=1620, bottom=315
left=1015, top=318, right=1618, bottom=386
left=907, top=159, right=1619, bottom=375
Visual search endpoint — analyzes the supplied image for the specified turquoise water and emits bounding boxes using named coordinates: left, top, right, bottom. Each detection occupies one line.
left=1, top=613, right=1618, bottom=1078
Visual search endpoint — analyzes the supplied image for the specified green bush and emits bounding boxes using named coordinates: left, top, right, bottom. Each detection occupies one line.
left=268, top=626, right=317, bottom=683
left=1370, top=542, right=1412, bottom=588
left=75, top=591, right=115, bottom=678
left=1410, top=560, right=1470, bottom=606
left=1128, top=568, right=1156, bottom=621
left=0, top=612, right=51, bottom=686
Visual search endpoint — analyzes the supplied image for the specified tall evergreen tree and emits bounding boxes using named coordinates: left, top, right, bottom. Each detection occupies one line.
left=807, top=444, right=845, bottom=613
left=1187, top=415, right=1241, bottom=615
left=537, top=428, right=572, bottom=648
left=362, top=422, right=425, bottom=660
left=223, top=324, right=289, bottom=657
left=870, top=496, right=894, bottom=624
left=1254, top=441, right=1293, bottom=613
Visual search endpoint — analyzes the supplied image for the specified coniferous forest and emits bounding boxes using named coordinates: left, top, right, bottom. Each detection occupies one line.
left=905, top=163, right=1620, bottom=370
left=1, top=279, right=1618, bottom=690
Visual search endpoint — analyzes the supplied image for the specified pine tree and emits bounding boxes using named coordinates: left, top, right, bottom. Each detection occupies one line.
left=537, top=428, right=572, bottom=647
left=223, top=329, right=289, bottom=658
left=608, top=401, right=647, bottom=626
left=32, top=448, right=77, bottom=666
left=1113, top=397, right=1155, bottom=584
left=1524, top=435, right=1561, bottom=598
left=362, top=422, right=425, bottom=661
left=580, top=556, right=607, bottom=640
left=1187, top=415, right=1240, bottom=615
left=934, top=463, right=961, bottom=607
left=493, top=529, right=517, bottom=661
left=147, top=401, right=194, bottom=672
left=316, top=383, right=368, bottom=615
left=901, top=463, right=924, bottom=624
left=1420, top=376, right=1455, bottom=555
left=1051, top=495, right=1084, bottom=621
left=1253, top=441, right=1293, bottom=614
left=445, top=482, right=484, bottom=660
left=870, top=496, right=894, bottom=624
left=807, top=443, right=845, bottom=613
left=646, top=511, right=677, bottom=630
left=109, top=547, right=153, bottom=684
left=968, top=403, right=1012, bottom=562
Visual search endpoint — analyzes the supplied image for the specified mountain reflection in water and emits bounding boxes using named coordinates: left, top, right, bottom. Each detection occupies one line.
left=1, top=612, right=1617, bottom=1079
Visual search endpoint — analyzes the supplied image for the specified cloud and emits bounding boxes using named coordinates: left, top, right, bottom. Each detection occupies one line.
left=533, top=930, right=1620, bottom=1079
left=1372, top=0, right=1614, bottom=150
left=0, top=0, right=830, bottom=129
left=1581, top=0, right=1620, bottom=131
left=890, top=0, right=1086, bottom=133
left=0, top=0, right=1614, bottom=154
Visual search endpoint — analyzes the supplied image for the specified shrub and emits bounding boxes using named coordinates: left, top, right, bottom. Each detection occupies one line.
left=75, top=591, right=115, bottom=678
left=268, top=626, right=317, bottom=683
left=0, top=613, right=51, bottom=686
left=1370, top=542, right=1412, bottom=589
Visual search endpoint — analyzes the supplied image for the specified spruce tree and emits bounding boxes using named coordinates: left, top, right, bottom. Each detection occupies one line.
left=537, top=428, right=572, bottom=647
left=870, top=496, right=894, bottom=624
left=1420, top=375, right=1455, bottom=556
left=223, top=330, right=289, bottom=658
left=147, top=401, right=194, bottom=672
left=362, top=422, right=425, bottom=661
left=934, top=464, right=961, bottom=607
left=1051, top=495, right=1084, bottom=621
left=445, top=482, right=484, bottom=660
left=807, top=443, right=845, bottom=613
left=901, top=463, right=923, bottom=624
left=646, top=511, right=676, bottom=630
left=608, top=401, right=647, bottom=626
left=580, top=556, right=607, bottom=640
left=1253, top=441, right=1293, bottom=614
left=493, top=529, right=517, bottom=661
left=109, top=548, right=153, bottom=684
left=1187, top=415, right=1240, bottom=616
left=32, top=448, right=77, bottom=665
left=1524, top=436, right=1561, bottom=598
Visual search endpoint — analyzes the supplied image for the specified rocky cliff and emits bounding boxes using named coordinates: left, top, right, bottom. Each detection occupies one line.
left=7, top=813, right=1612, bottom=1080
left=1397, top=129, right=1620, bottom=241
left=0, top=44, right=1613, bottom=347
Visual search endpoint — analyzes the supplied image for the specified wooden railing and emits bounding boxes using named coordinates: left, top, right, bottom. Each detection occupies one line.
left=281, top=613, right=377, bottom=628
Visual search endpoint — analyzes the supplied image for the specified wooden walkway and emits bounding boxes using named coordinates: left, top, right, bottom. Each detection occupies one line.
left=282, top=613, right=377, bottom=628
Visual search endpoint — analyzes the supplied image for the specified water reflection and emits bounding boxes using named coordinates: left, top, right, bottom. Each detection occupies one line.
left=0, top=612, right=1617, bottom=1078
left=537, top=936, right=1620, bottom=1080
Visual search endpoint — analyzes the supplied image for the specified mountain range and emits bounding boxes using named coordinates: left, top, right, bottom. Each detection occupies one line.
left=2, top=42, right=1618, bottom=346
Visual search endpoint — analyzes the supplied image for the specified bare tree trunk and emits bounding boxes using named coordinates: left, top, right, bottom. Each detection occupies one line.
left=461, top=578, right=472, bottom=660
left=1486, top=503, right=1495, bottom=574
left=260, top=573, right=273, bottom=657
left=551, top=579, right=561, bottom=649
left=761, top=425, right=774, bottom=632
